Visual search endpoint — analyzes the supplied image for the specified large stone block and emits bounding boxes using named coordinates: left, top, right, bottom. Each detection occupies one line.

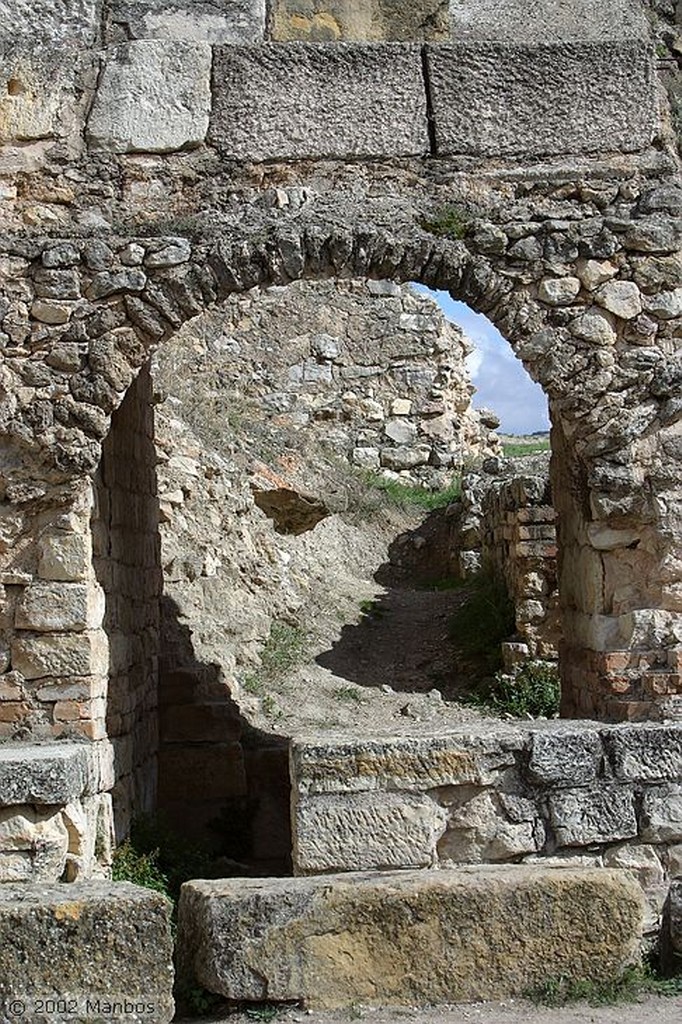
left=209, top=44, right=429, bottom=160
left=0, top=744, right=94, bottom=805
left=87, top=40, right=212, bottom=153
left=106, top=0, right=266, bottom=43
left=270, top=0, right=450, bottom=41
left=292, top=791, right=446, bottom=874
left=605, top=724, right=682, bottom=782
left=425, top=38, right=656, bottom=158
left=11, top=631, right=108, bottom=680
left=0, top=0, right=99, bottom=46
left=0, top=48, right=93, bottom=147
left=528, top=727, right=603, bottom=786
left=291, top=730, right=522, bottom=796
left=15, top=582, right=105, bottom=632
left=0, top=882, right=174, bottom=1022
left=640, top=784, right=682, bottom=843
left=0, top=806, right=69, bottom=882
left=177, top=867, right=644, bottom=1009
left=448, top=0, right=649, bottom=43
left=549, top=786, right=638, bottom=847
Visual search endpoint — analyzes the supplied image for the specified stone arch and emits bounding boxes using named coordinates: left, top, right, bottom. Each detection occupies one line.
left=1, top=188, right=681, bottom=786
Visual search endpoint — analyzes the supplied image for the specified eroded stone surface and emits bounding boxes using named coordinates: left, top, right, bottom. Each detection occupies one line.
left=426, top=39, right=656, bottom=157
left=210, top=44, right=429, bottom=159
left=177, top=867, right=645, bottom=1009
left=0, top=882, right=174, bottom=1021
left=87, top=40, right=212, bottom=153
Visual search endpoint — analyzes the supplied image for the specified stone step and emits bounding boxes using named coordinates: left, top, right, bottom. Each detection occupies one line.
left=177, top=864, right=644, bottom=1010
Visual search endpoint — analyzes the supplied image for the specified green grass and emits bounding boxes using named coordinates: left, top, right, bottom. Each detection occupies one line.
left=529, top=963, right=682, bottom=1007
left=469, top=660, right=561, bottom=719
left=260, top=621, right=307, bottom=676
left=112, top=814, right=212, bottom=908
left=449, top=571, right=515, bottom=671
left=333, top=685, right=365, bottom=704
left=421, top=204, right=472, bottom=240
left=503, top=440, right=550, bottom=458
left=359, top=598, right=385, bottom=619
left=369, top=475, right=462, bottom=511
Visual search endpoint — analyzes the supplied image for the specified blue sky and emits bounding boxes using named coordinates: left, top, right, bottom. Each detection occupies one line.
left=420, top=288, right=550, bottom=436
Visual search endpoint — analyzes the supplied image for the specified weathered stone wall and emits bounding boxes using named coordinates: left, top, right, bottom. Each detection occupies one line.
left=93, top=364, right=161, bottom=837
left=290, top=722, right=682, bottom=935
left=456, top=456, right=560, bottom=663
left=154, top=278, right=499, bottom=488
left=0, top=0, right=680, bottom=896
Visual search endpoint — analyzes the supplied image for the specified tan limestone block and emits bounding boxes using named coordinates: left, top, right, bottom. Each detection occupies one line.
left=11, top=631, right=109, bottom=680
left=177, top=867, right=645, bottom=1009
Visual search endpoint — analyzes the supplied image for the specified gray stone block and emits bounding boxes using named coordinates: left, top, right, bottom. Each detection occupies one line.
left=87, top=40, right=212, bottom=153
left=528, top=729, right=603, bottom=786
left=605, top=724, right=682, bottom=782
left=209, top=43, right=429, bottom=160
left=177, top=867, right=644, bottom=1009
left=448, top=0, right=649, bottom=43
left=106, top=0, right=266, bottom=44
left=640, top=784, right=682, bottom=843
left=0, top=0, right=99, bottom=46
left=0, top=745, right=92, bottom=806
left=292, top=790, right=446, bottom=874
left=549, top=786, right=637, bottom=847
left=426, top=39, right=657, bottom=158
left=0, top=882, right=174, bottom=1022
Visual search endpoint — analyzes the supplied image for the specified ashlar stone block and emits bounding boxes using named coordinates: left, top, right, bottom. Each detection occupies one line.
left=87, top=39, right=212, bottom=153
left=640, top=784, right=682, bottom=843
left=11, top=631, right=108, bottom=680
left=107, top=0, right=266, bottom=44
left=292, top=791, right=446, bottom=874
left=426, top=37, right=656, bottom=158
left=549, top=786, right=637, bottom=847
left=210, top=44, right=429, bottom=160
left=270, top=0, right=451, bottom=41
left=15, top=582, right=105, bottom=632
left=177, top=867, right=644, bottom=1009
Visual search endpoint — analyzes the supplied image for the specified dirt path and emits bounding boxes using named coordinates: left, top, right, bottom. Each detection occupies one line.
left=189, top=994, right=682, bottom=1024
left=315, top=584, right=471, bottom=697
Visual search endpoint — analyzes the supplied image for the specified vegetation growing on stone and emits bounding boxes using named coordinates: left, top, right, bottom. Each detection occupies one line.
left=472, top=660, right=561, bottom=719
left=421, top=204, right=473, bottom=240
left=448, top=570, right=516, bottom=671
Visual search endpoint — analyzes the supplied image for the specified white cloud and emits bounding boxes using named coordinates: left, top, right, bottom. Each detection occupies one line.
left=415, top=287, right=550, bottom=435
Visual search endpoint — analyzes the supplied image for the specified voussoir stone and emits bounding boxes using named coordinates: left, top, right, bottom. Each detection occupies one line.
left=87, top=39, right=212, bottom=153
left=537, top=276, right=581, bottom=305
left=209, top=44, right=429, bottom=160
left=177, top=867, right=644, bottom=1009
left=0, top=882, right=174, bottom=1022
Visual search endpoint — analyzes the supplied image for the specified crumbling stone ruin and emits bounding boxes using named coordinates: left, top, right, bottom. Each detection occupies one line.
left=1, top=0, right=682, bottom=1016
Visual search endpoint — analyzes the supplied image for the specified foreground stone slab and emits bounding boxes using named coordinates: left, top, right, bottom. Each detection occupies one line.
left=210, top=44, right=429, bottom=160
left=177, top=867, right=644, bottom=1009
left=0, top=882, right=174, bottom=1023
